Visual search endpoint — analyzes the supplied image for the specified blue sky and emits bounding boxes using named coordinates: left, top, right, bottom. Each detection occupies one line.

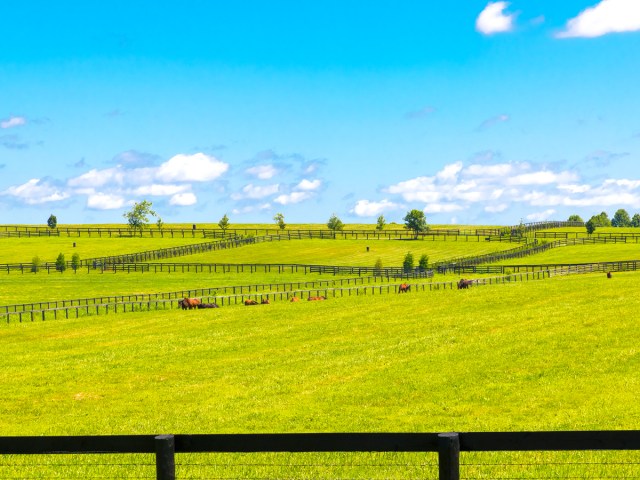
left=1, top=0, right=639, bottom=226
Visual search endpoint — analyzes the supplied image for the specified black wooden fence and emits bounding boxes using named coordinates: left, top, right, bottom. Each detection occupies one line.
left=1, top=430, right=639, bottom=480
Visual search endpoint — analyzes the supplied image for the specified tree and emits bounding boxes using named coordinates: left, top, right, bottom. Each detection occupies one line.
left=418, top=254, right=429, bottom=272
left=218, top=214, right=230, bottom=233
left=403, top=252, right=414, bottom=273
left=273, top=213, right=286, bottom=230
left=71, top=252, right=81, bottom=272
left=156, top=217, right=164, bottom=231
left=567, top=214, right=583, bottom=223
left=403, top=209, right=428, bottom=238
left=327, top=213, right=344, bottom=232
left=593, top=211, right=611, bottom=227
left=612, top=209, right=631, bottom=227
left=55, top=253, right=66, bottom=272
left=31, top=256, right=42, bottom=273
left=374, top=258, right=383, bottom=276
left=376, top=215, right=386, bottom=231
left=123, top=200, right=157, bottom=237
left=47, top=214, right=57, bottom=229
left=632, top=213, right=640, bottom=227
left=585, top=218, right=597, bottom=235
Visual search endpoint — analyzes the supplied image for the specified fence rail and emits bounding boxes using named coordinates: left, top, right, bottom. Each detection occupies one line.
left=2, top=430, right=639, bottom=480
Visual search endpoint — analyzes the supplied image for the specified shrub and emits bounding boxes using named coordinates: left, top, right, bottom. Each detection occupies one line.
left=31, top=256, right=42, bottom=273
left=374, top=258, right=383, bottom=276
left=55, top=253, right=66, bottom=272
left=71, top=253, right=81, bottom=271
left=418, top=254, right=429, bottom=271
left=47, top=214, right=57, bottom=229
left=403, top=252, right=414, bottom=273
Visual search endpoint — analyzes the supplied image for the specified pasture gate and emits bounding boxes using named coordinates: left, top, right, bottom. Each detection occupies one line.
left=2, top=431, right=640, bottom=479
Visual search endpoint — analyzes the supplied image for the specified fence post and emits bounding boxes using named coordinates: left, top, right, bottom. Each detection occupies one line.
left=155, top=434, right=176, bottom=480
left=438, top=432, right=460, bottom=480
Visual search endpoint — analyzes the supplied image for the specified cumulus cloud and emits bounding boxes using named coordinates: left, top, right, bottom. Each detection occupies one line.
left=557, top=0, right=640, bottom=38
left=351, top=199, right=403, bottom=217
left=87, top=193, right=126, bottom=210
left=295, top=179, right=322, bottom=191
left=156, top=153, right=229, bottom=182
left=526, top=209, right=557, bottom=221
left=230, top=183, right=280, bottom=200
left=1, top=178, right=69, bottom=204
left=273, top=192, right=313, bottom=205
left=476, top=2, right=516, bottom=35
left=131, top=184, right=191, bottom=196
left=246, top=165, right=278, bottom=180
left=0, top=116, right=26, bottom=129
left=169, top=193, right=197, bottom=206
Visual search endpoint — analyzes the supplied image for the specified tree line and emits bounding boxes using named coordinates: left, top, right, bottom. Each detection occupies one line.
left=568, top=209, right=640, bottom=234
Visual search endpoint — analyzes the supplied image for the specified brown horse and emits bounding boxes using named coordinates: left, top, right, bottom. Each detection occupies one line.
left=290, top=296, right=301, bottom=302
left=261, top=298, right=270, bottom=304
left=607, top=271, right=612, bottom=279
left=308, top=296, right=326, bottom=301
left=244, top=299, right=259, bottom=305
left=398, top=283, right=410, bottom=293
left=179, top=297, right=201, bottom=309
left=457, top=279, right=473, bottom=289
left=197, top=303, right=219, bottom=309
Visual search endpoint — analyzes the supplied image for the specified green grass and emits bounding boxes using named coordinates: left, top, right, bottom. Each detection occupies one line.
left=2, top=272, right=640, bottom=436
left=493, top=242, right=640, bottom=265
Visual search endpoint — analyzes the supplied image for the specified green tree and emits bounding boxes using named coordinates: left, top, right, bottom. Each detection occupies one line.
left=47, top=214, right=57, bottom=229
left=418, top=254, right=429, bottom=271
left=273, top=213, right=286, bottom=230
left=585, top=218, right=597, bottom=235
left=123, top=200, right=157, bottom=237
left=156, top=217, right=164, bottom=231
left=632, top=213, right=640, bottom=227
left=403, top=209, right=428, bottom=238
left=376, top=215, right=386, bottom=231
left=31, top=256, right=42, bottom=273
left=403, top=252, right=414, bottom=273
left=567, top=214, right=583, bottom=223
left=218, top=214, right=230, bottom=232
left=55, top=253, right=66, bottom=272
left=612, top=209, right=631, bottom=227
left=327, top=213, right=344, bottom=232
left=593, top=211, right=611, bottom=227
left=71, top=252, right=81, bottom=272
left=374, top=258, right=383, bottom=276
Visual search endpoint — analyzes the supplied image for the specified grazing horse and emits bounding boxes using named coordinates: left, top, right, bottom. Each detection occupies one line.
left=308, top=296, right=326, bottom=301
left=457, top=279, right=473, bottom=289
left=179, top=297, right=201, bottom=309
left=244, top=299, right=259, bottom=305
left=261, top=298, right=270, bottom=304
left=290, top=296, right=301, bottom=302
left=197, top=303, right=219, bottom=309
left=607, top=271, right=612, bottom=279
left=398, top=283, right=411, bottom=293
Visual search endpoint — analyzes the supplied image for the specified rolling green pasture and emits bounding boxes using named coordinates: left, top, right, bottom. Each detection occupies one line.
left=167, top=238, right=519, bottom=266
left=493, top=242, right=640, bottom=265
left=0, top=236, right=212, bottom=264
left=2, top=272, right=640, bottom=435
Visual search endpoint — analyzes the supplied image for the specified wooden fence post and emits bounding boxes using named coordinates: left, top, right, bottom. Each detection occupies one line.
left=438, top=432, right=460, bottom=480
left=155, top=434, right=175, bottom=480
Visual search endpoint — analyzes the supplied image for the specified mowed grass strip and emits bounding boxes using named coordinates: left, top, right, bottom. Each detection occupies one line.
left=165, top=238, right=520, bottom=266
left=492, top=242, right=640, bottom=265
left=2, top=272, right=639, bottom=436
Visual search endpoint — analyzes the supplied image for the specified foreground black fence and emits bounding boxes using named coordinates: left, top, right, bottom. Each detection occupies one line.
left=2, top=431, right=640, bottom=479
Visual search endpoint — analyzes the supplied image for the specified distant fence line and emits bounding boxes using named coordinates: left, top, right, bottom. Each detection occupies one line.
left=443, top=261, right=640, bottom=275
left=536, top=230, right=640, bottom=240
left=2, top=430, right=640, bottom=480
left=0, top=271, right=552, bottom=323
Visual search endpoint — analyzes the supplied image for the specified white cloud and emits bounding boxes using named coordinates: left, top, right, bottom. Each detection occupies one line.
left=1, top=179, right=69, bottom=204
left=295, top=179, right=322, bottom=191
left=0, top=116, right=26, bottom=129
left=169, top=193, right=197, bottom=206
left=273, top=191, right=313, bottom=205
left=507, top=170, right=578, bottom=186
left=68, top=167, right=125, bottom=188
left=131, top=184, right=190, bottom=196
left=232, top=203, right=271, bottom=214
left=87, top=193, right=126, bottom=210
left=230, top=183, right=280, bottom=200
left=436, top=162, right=463, bottom=182
left=476, top=2, right=515, bottom=35
left=485, top=203, right=509, bottom=213
left=423, top=203, right=463, bottom=214
left=351, top=199, right=403, bottom=217
left=246, top=165, right=278, bottom=180
left=557, top=0, right=640, bottom=38
left=156, top=153, right=229, bottom=182
left=526, top=209, right=557, bottom=222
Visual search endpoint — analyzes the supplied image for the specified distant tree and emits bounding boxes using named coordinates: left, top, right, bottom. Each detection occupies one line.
left=218, top=214, right=230, bottom=233
left=273, top=213, right=286, bottom=230
left=71, top=252, right=81, bottom=272
left=418, top=254, right=429, bottom=272
left=47, top=214, right=57, bottom=229
left=31, top=256, right=42, bottom=273
left=612, top=209, right=631, bottom=227
left=403, top=252, right=414, bottom=273
left=585, top=218, right=597, bottom=235
left=123, top=200, right=157, bottom=237
left=567, top=214, right=583, bottom=223
left=327, top=213, right=344, bottom=232
left=376, top=215, right=386, bottom=231
left=55, top=253, right=66, bottom=272
left=156, top=217, right=164, bottom=231
left=374, top=258, right=383, bottom=276
left=632, top=213, right=640, bottom=227
left=593, top=211, right=611, bottom=227
left=403, top=209, right=428, bottom=239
